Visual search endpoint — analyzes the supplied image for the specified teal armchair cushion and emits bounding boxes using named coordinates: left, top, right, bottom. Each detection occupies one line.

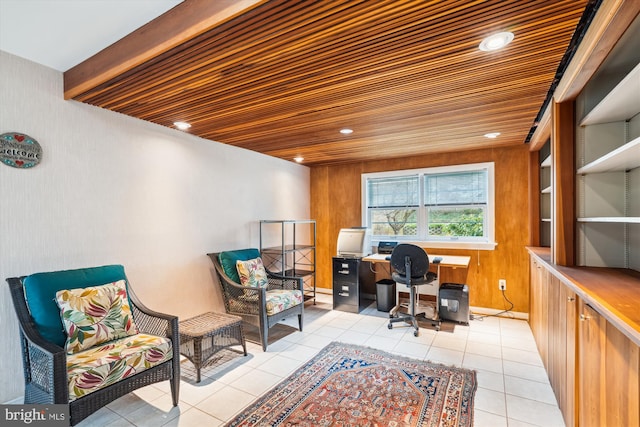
left=218, top=248, right=261, bottom=283
left=22, top=265, right=128, bottom=347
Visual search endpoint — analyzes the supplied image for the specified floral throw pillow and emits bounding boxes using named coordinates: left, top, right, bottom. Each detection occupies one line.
left=55, top=280, right=139, bottom=354
left=236, top=257, right=268, bottom=288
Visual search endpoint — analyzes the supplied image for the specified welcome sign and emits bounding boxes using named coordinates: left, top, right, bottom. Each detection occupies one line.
left=0, top=132, right=42, bottom=168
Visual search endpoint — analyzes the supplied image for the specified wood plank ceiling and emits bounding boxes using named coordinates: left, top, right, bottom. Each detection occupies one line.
left=65, top=0, right=591, bottom=166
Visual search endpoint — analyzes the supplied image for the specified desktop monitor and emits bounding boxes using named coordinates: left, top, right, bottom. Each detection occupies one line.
left=337, top=227, right=372, bottom=258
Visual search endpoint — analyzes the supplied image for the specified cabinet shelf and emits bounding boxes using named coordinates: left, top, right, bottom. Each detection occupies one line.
left=577, top=217, right=640, bottom=223
left=283, top=268, right=314, bottom=276
left=537, top=139, right=552, bottom=248
left=577, top=136, right=640, bottom=174
left=262, top=244, right=315, bottom=253
left=580, top=63, right=640, bottom=126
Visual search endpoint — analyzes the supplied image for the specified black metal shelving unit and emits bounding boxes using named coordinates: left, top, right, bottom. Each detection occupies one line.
left=260, top=220, right=316, bottom=304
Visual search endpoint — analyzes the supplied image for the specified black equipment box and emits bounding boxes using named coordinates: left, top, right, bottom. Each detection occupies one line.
left=438, top=283, right=470, bottom=325
left=377, top=241, right=398, bottom=254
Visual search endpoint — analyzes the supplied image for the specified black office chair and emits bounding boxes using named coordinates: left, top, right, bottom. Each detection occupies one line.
left=388, top=244, right=440, bottom=336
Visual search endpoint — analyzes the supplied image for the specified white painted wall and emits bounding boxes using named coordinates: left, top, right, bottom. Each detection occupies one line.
left=0, top=51, right=310, bottom=402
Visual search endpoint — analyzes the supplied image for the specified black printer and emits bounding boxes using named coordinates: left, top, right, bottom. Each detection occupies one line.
left=377, top=241, right=398, bottom=254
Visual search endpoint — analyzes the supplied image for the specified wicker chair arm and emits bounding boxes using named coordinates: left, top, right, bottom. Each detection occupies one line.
left=6, top=278, right=64, bottom=354
left=207, top=254, right=255, bottom=294
left=221, top=276, right=251, bottom=292
left=6, top=277, right=68, bottom=402
left=20, top=335, right=69, bottom=403
left=127, top=286, right=179, bottom=339
left=20, top=318, right=66, bottom=355
left=207, top=253, right=266, bottom=316
left=220, top=273, right=265, bottom=310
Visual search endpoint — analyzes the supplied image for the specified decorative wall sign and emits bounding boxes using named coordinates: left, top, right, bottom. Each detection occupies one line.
left=0, top=132, right=42, bottom=168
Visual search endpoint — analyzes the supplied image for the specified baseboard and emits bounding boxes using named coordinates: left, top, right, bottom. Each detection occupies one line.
left=470, top=306, right=528, bottom=320
left=316, top=289, right=527, bottom=320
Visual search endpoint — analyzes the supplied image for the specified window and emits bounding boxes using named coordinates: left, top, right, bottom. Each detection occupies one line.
left=362, top=162, right=496, bottom=250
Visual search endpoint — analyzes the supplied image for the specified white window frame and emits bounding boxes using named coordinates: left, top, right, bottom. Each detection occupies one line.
left=361, top=162, right=497, bottom=250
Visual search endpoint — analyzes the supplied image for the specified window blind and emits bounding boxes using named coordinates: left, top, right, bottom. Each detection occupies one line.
left=424, top=171, right=487, bottom=206
left=367, top=175, right=419, bottom=208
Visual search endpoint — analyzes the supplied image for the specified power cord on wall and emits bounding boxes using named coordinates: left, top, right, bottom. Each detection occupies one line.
left=470, top=289, right=514, bottom=321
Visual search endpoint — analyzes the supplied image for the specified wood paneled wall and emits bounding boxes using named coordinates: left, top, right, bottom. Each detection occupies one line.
left=310, top=144, right=532, bottom=313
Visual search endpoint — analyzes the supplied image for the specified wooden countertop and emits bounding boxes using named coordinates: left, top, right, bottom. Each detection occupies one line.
left=528, top=247, right=640, bottom=346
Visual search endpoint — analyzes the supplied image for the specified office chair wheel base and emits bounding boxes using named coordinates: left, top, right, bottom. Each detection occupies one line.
left=388, top=323, right=393, bottom=329
left=413, top=330, right=419, bottom=337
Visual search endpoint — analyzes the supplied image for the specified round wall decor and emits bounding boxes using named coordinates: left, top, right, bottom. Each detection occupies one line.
left=0, top=132, right=42, bottom=168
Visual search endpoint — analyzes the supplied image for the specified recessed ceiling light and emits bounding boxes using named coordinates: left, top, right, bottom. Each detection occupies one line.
left=293, top=156, right=304, bottom=163
left=484, top=132, right=501, bottom=139
left=173, top=121, right=191, bottom=130
left=479, top=32, right=514, bottom=51
left=340, top=128, right=353, bottom=135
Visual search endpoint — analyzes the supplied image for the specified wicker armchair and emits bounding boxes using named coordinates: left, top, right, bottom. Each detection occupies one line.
left=208, top=250, right=303, bottom=351
left=6, top=265, right=180, bottom=426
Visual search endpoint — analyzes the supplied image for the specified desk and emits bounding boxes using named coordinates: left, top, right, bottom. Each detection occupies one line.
left=362, top=253, right=470, bottom=268
left=363, top=252, right=471, bottom=321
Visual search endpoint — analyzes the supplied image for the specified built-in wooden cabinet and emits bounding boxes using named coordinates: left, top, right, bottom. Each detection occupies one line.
left=527, top=9, right=640, bottom=427
left=576, top=57, right=640, bottom=269
left=529, top=249, right=640, bottom=427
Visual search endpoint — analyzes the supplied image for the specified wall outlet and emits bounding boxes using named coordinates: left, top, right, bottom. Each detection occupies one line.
left=499, top=279, right=506, bottom=291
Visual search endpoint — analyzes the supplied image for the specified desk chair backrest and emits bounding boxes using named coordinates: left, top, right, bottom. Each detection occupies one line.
left=390, top=244, right=429, bottom=281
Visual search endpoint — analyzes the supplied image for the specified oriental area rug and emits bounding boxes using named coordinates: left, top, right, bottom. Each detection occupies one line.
left=227, top=342, right=477, bottom=427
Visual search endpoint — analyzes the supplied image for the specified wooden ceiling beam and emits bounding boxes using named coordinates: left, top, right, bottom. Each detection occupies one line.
left=530, top=0, right=639, bottom=153
left=63, top=0, right=266, bottom=100
left=554, top=0, right=640, bottom=102
left=529, top=104, right=551, bottom=151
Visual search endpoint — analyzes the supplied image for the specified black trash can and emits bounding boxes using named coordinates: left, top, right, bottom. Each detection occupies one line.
left=376, top=279, right=396, bottom=312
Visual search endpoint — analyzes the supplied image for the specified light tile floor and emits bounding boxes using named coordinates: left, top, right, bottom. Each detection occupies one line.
left=77, top=294, right=565, bottom=427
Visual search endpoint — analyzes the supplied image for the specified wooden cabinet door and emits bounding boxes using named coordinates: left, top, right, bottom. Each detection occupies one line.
left=544, top=274, right=577, bottom=427
left=579, top=300, right=640, bottom=427
left=547, top=274, right=561, bottom=387
left=603, top=321, right=639, bottom=426
left=529, top=256, right=549, bottom=366
left=578, top=301, right=606, bottom=427
left=558, top=283, right=577, bottom=427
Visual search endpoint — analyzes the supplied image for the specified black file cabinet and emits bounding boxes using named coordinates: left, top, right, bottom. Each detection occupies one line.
left=332, top=257, right=375, bottom=313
